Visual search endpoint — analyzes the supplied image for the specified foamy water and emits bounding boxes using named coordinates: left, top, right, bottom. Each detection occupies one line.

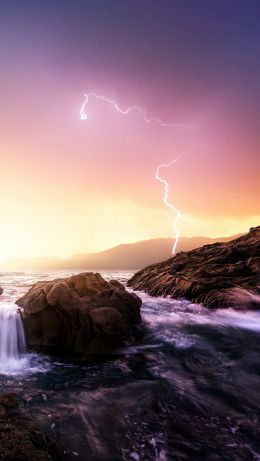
left=0, top=271, right=259, bottom=460
left=140, top=291, right=260, bottom=332
left=0, top=270, right=259, bottom=373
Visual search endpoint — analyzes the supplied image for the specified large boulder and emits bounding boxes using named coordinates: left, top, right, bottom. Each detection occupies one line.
left=128, top=227, right=260, bottom=309
left=17, top=273, right=142, bottom=356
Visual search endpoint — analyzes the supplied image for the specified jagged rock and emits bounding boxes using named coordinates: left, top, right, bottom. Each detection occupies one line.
left=128, top=227, right=260, bottom=309
left=0, top=393, right=59, bottom=461
left=17, top=272, right=142, bottom=356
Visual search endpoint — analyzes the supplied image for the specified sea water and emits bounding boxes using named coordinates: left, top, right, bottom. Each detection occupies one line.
left=0, top=270, right=259, bottom=460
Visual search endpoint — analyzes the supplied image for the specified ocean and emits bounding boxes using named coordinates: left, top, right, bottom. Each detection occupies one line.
left=0, top=270, right=260, bottom=460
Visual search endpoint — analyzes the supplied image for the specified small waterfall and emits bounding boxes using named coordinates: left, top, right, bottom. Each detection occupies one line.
left=0, top=302, right=26, bottom=373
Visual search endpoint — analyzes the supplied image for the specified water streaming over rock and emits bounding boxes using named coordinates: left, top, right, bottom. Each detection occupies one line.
left=0, top=271, right=259, bottom=459
left=0, top=301, right=26, bottom=373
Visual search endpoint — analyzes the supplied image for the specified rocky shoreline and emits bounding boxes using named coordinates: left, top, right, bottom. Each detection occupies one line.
left=128, top=227, right=260, bottom=309
left=0, top=394, right=59, bottom=461
left=0, top=257, right=260, bottom=460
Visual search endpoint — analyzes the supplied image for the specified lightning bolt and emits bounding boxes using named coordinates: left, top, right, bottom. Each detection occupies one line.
left=80, top=93, right=193, bottom=129
left=155, top=155, right=182, bottom=254
left=80, top=93, right=194, bottom=255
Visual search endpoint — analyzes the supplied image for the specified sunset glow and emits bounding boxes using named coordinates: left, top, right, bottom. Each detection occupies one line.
left=0, top=1, right=259, bottom=261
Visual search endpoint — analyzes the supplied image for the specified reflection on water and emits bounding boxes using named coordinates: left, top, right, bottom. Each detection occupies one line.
left=0, top=271, right=260, bottom=460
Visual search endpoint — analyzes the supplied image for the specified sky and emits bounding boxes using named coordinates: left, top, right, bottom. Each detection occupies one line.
left=0, top=0, right=259, bottom=260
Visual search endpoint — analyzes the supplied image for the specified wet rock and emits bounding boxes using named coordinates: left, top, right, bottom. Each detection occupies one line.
left=0, top=394, right=19, bottom=417
left=0, top=393, right=59, bottom=461
left=90, top=307, right=129, bottom=338
left=128, top=227, right=260, bottom=308
left=17, top=272, right=142, bottom=356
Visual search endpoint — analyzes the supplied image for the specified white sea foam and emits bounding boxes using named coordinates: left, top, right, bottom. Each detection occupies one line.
left=137, top=291, right=260, bottom=346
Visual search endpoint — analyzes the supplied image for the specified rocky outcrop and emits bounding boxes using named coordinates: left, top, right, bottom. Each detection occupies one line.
left=128, top=227, right=260, bottom=309
left=0, top=394, right=59, bottom=461
left=17, top=272, right=142, bottom=356
left=0, top=286, right=3, bottom=296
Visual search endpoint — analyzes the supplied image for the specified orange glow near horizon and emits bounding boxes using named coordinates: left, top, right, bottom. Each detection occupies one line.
left=0, top=3, right=259, bottom=262
left=0, top=91, right=259, bottom=262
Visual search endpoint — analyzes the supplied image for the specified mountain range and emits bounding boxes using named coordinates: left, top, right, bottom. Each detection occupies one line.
left=0, top=235, right=241, bottom=271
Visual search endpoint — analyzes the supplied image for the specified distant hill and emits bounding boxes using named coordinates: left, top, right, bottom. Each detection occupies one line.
left=0, top=235, right=241, bottom=271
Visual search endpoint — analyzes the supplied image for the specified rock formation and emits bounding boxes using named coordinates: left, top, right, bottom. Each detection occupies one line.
left=0, top=394, right=59, bottom=461
left=0, top=286, right=3, bottom=296
left=17, top=272, right=142, bottom=356
left=128, top=227, right=260, bottom=309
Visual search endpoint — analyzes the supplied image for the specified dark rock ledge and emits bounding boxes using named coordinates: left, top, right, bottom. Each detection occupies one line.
left=0, top=394, right=59, bottom=461
left=17, top=272, right=142, bottom=357
left=128, top=227, right=260, bottom=309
